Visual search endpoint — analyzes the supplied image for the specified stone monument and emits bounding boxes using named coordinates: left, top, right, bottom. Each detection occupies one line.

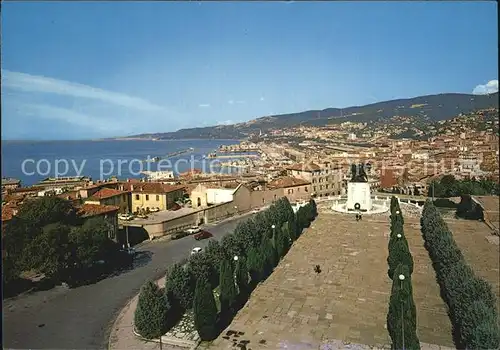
left=346, top=163, right=372, bottom=212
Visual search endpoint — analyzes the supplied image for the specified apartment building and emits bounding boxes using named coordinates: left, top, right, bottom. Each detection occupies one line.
left=84, top=188, right=130, bottom=213
left=267, top=176, right=311, bottom=202
left=119, top=182, right=185, bottom=212
left=1, top=178, right=21, bottom=193
left=286, top=162, right=343, bottom=197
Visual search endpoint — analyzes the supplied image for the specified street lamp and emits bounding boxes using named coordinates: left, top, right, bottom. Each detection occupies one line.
left=399, top=274, right=405, bottom=350
left=233, top=255, right=238, bottom=261
left=271, top=224, right=276, bottom=240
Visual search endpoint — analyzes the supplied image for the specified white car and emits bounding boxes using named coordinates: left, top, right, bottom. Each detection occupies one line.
left=186, top=226, right=201, bottom=234
left=251, top=208, right=260, bottom=214
left=118, top=213, right=134, bottom=221
left=150, top=207, right=160, bottom=212
left=191, top=247, right=202, bottom=255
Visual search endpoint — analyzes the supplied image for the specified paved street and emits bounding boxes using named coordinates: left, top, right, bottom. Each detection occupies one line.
left=3, top=212, right=255, bottom=350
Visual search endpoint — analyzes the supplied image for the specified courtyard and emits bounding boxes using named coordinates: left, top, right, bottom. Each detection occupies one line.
left=208, top=203, right=499, bottom=349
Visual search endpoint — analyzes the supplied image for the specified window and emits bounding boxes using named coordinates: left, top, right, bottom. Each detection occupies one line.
left=145, top=195, right=149, bottom=201
left=326, top=184, right=329, bottom=189
left=297, top=187, right=300, bottom=192
left=156, top=195, right=160, bottom=201
left=313, top=186, right=316, bottom=192
left=305, top=187, right=308, bottom=192
left=197, top=197, right=201, bottom=207
left=135, top=194, right=139, bottom=200
left=320, top=185, right=323, bottom=190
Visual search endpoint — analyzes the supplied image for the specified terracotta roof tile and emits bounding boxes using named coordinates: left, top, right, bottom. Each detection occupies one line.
left=2, top=205, right=18, bottom=221
left=88, top=188, right=128, bottom=200
left=268, top=176, right=311, bottom=189
left=77, top=204, right=120, bottom=218
left=286, top=163, right=322, bottom=172
left=119, top=182, right=185, bottom=194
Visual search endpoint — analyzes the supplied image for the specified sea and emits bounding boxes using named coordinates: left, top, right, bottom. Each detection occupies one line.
left=1, top=139, right=241, bottom=186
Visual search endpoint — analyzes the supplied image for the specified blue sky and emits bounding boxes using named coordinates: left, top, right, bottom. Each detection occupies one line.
left=1, top=1, right=498, bottom=140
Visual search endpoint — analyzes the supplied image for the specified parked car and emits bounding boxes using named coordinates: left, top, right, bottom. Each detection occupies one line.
left=193, top=230, right=213, bottom=240
left=118, top=213, right=134, bottom=221
left=251, top=208, right=260, bottom=214
left=136, top=214, right=148, bottom=219
left=171, top=231, right=189, bottom=240
left=186, top=226, right=201, bottom=234
left=191, top=247, right=202, bottom=255
left=150, top=207, right=160, bottom=212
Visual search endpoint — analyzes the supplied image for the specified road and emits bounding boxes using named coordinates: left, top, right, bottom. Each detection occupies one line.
left=3, top=211, right=255, bottom=349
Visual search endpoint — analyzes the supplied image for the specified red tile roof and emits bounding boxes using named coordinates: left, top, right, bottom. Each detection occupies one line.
left=268, top=176, right=311, bottom=189
left=120, top=182, right=185, bottom=194
left=88, top=188, right=128, bottom=200
left=77, top=204, right=120, bottom=218
left=286, top=163, right=321, bottom=172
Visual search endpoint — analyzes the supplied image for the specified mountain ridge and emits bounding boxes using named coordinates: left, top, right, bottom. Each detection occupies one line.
left=121, top=92, right=499, bottom=140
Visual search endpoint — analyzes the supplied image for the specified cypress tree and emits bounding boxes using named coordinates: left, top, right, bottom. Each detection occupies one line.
left=260, top=234, right=278, bottom=275
left=235, top=256, right=249, bottom=295
left=219, top=258, right=237, bottom=314
left=387, top=236, right=414, bottom=280
left=275, top=226, right=290, bottom=259
left=134, top=281, right=170, bottom=339
left=387, top=264, right=420, bottom=350
left=165, top=263, right=194, bottom=310
left=193, top=275, right=218, bottom=341
left=246, top=246, right=264, bottom=284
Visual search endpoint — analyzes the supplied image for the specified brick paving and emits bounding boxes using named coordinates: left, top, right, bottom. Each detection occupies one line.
left=209, top=210, right=456, bottom=349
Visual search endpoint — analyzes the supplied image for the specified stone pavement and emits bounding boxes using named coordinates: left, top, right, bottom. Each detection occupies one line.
left=208, top=210, right=456, bottom=349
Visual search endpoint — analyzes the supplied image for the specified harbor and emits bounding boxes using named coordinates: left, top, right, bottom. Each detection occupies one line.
left=142, top=147, right=195, bottom=162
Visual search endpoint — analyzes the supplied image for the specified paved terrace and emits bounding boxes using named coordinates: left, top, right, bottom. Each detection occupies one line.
left=472, top=195, right=500, bottom=234
left=209, top=208, right=458, bottom=349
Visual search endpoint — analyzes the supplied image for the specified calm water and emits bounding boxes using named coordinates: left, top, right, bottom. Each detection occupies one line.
left=1, top=139, right=240, bottom=186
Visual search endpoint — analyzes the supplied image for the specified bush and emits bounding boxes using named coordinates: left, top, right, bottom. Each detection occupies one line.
left=193, top=275, right=218, bottom=341
left=386, top=264, right=420, bottom=350
left=134, top=281, right=170, bottom=339
left=260, top=234, right=278, bottom=276
left=165, top=263, right=194, bottom=310
left=188, top=251, right=218, bottom=288
left=421, top=200, right=499, bottom=349
left=275, top=225, right=290, bottom=260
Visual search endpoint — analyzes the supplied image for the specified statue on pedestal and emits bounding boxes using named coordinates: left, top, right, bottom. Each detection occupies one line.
left=350, top=163, right=370, bottom=183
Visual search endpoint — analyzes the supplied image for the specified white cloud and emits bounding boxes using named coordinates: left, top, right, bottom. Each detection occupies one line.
left=1, top=69, right=166, bottom=111
left=0, top=69, right=189, bottom=138
left=198, top=103, right=210, bottom=108
left=472, top=79, right=498, bottom=95
left=260, top=97, right=265, bottom=101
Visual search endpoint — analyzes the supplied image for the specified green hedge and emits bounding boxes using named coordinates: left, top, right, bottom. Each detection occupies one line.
left=421, top=200, right=499, bottom=349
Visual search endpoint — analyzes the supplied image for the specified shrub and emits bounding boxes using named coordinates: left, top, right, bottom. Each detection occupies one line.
left=386, top=264, right=420, bottom=350
left=219, top=258, right=237, bottom=314
left=193, top=275, right=218, bottom=341
left=204, top=239, right=226, bottom=279
left=421, top=200, right=499, bottom=349
left=134, top=281, right=170, bottom=339
left=165, top=263, right=194, bottom=310
left=260, top=234, right=278, bottom=275
left=275, top=225, right=290, bottom=259
left=188, top=251, right=218, bottom=288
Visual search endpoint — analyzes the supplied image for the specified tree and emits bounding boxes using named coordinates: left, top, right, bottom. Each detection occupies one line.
left=204, top=239, right=226, bottom=281
left=17, top=197, right=78, bottom=229
left=219, top=258, right=237, bottom=314
left=221, top=234, right=244, bottom=260
left=235, top=256, right=249, bottom=295
left=2, top=217, right=30, bottom=284
left=252, top=211, right=273, bottom=240
left=165, top=263, right=194, bottom=310
left=134, top=281, right=170, bottom=339
left=188, top=252, right=218, bottom=288
left=234, top=219, right=261, bottom=249
left=387, top=236, right=414, bottom=280
left=68, top=217, right=114, bottom=269
left=275, top=225, right=290, bottom=259
left=246, top=246, right=264, bottom=284
left=260, top=234, right=278, bottom=275
left=193, top=275, right=218, bottom=341
left=21, top=223, right=72, bottom=281
left=386, top=264, right=420, bottom=350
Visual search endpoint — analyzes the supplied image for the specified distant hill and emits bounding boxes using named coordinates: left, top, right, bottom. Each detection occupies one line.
left=124, top=92, right=499, bottom=140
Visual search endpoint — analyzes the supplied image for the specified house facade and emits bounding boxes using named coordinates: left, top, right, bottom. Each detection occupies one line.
left=83, top=188, right=130, bottom=213
left=119, top=183, right=185, bottom=212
